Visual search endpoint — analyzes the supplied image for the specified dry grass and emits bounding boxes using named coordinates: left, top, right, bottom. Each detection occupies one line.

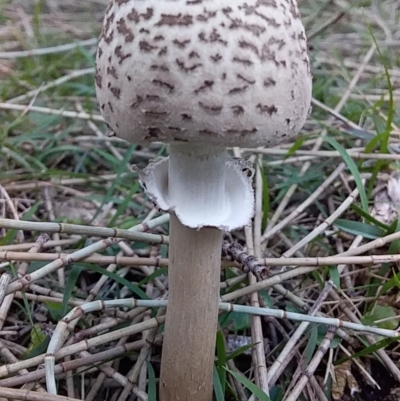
left=1, top=0, right=400, bottom=400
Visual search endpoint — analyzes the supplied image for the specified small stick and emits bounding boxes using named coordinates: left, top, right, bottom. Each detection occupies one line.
left=0, top=102, right=103, bottom=121
left=267, top=283, right=332, bottom=387
left=284, top=327, right=338, bottom=401
left=0, top=38, right=97, bottom=59
left=4, top=251, right=400, bottom=268
left=4, top=214, right=169, bottom=296
left=222, top=241, right=266, bottom=278
left=0, top=217, right=169, bottom=244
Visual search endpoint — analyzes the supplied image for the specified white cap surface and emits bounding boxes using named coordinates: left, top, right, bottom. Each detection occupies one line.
left=95, top=0, right=312, bottom=148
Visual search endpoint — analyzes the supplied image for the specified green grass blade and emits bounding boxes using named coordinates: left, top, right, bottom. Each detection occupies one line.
left=304, top=325, right=318, bottom=365
left=224, top=367, right=271, bottom=401
left=216, top=330, right=227, bottom=394
left=213, top=365, right=225, bottom=401
left=367, top=219, right=400, bottom=299
left=227, top=343, right=256, bottom=361
left=334, top=219, right=384, bottom=239
left=137, top=267, right=167, bottom=287
left=364, top=20, right=395, bottom=196
left=260, top=165, right=270, bottom=232
left=350, top=204, right=389, bottom=231
left=324, top=136, right=369, bottom=213
left=146, top=361, right=157, bottom=401
left=108, top=182, right=140, bottom=227
left=76, top=263, right=149, bottom=300
left=62, top=265, right=82, bottom=316
left=334, top=336, right=398, bottom=366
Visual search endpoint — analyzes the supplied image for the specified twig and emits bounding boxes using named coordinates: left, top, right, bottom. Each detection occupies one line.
left=0, top=103, right=103, bottom=121
left=4, top=214, right=169, bottom=296
left=7, top=68, right=95, bottom=103
left=0, top=38, right=97, bottom=59
left=284, top=327, right=338, bottom=401
left=0, top=217, right=168, bottom=244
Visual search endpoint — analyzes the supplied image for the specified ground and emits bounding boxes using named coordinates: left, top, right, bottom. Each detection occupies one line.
left=0, top=1, right=400, bottom=400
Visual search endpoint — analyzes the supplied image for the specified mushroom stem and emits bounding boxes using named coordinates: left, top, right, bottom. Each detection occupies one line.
left=160, top=214, right=222, bottom=401
left=160, top=143, right=225, bottom=401
left=168, top=143, right=228, bottom=228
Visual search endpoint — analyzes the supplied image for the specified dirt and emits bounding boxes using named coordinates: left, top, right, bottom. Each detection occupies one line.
left=350, top=360, right=399, bottom=401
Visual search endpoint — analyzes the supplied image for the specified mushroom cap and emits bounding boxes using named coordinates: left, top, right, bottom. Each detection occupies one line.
left=95, top=0, right=312, bottom=148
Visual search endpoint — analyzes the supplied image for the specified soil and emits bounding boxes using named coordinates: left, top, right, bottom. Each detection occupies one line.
left=350, top=360, right=399, bottom=401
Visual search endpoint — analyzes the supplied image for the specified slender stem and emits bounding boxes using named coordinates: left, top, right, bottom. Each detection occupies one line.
left=160, top=214, right=222, bottom=401
left=168, top=143, right=227, bottom=228
left=159, top=143, right=248, bottom=400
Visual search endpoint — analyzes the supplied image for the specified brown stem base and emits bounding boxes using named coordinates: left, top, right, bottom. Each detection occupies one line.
left=160, top=214, right=222, bottom=401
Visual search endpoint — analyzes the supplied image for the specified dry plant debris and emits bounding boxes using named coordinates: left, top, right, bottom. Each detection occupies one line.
left=1, top=0, right=400, bottom=401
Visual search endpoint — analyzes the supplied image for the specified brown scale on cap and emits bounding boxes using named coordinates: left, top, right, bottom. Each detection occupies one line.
left=95, top=0, right=312, bottom=148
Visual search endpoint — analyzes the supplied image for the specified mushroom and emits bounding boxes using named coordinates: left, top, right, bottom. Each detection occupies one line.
left=95, top=0, right=312, bottom=400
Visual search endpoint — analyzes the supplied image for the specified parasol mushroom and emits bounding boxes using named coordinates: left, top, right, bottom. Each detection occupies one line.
left=95, top=1, right=312, bottom=400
